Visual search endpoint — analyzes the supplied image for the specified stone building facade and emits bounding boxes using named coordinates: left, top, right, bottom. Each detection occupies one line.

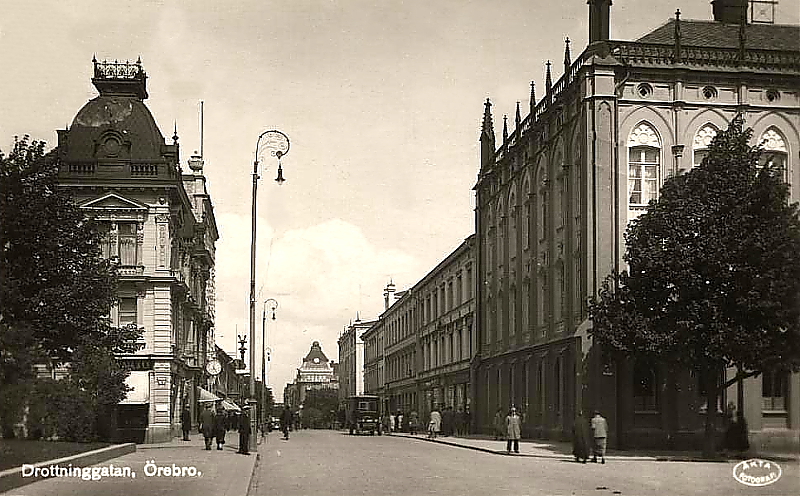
left=56, top=58, right=219, bottom=443
left=472, top=0, right=799, bottom=450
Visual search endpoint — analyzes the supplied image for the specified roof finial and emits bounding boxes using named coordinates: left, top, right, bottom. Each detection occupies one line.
left=515, top=101, right=521, bottom=130
left=545, top=60, right=553, bottom=99
left=529, top=81, right=536, bottom=114
left=481, top=98, right=495, bottom=144
left=173, top=121, right=179, bottom=144
left=564, top=37, right=572, bottom=73
left=674, top=9, right=682, bottom=62
left=502, top=114, right=509, bottom=143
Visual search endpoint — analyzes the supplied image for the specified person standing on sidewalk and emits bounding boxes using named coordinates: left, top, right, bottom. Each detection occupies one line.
left=280, top=405, right=292, bottom=440
left=505, top=407, right=522, bottom=454
left=181, top=405, right=192, bottom=441
left=237, top=405, right=252, bottom=455
left=572, top=412, right=592, bottom=463
left=213, top=406, right=227, bottom=450
left=409, top=410, right=419, bottom=435
left=428, top=405, right=441, bottom=439
left=199, top=403, right=215, bottom=450
left=493, top=407, right=505, bottom=441
left=590, top=410, right=608, bottom=464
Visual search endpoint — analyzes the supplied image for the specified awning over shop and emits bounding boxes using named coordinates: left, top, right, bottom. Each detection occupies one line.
left=120, top=371, right=150, bottom=404
left=197, top=386, right=221, bottom=403
left=220, top=399, right=241, bottom=412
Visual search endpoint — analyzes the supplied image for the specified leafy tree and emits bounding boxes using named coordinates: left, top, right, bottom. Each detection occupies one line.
left=589, top=119, right=800, bottom=456
left=302, top=388, right=339, bottom=428
left=0, top=136, right=141, bottom=439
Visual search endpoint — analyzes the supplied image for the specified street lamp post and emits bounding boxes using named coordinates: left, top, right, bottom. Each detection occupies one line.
left=261, top=298, right=278, bottom=429
left=248, top=130, right=289, bottom=451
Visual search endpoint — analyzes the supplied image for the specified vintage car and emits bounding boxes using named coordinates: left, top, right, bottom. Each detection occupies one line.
left=346, top=395, right=381, bottom=435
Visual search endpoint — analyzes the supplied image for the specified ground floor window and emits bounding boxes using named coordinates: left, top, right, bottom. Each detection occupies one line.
left=762, top=369, right=788, bottom=412
left=633, top=360, right=658, bottom=412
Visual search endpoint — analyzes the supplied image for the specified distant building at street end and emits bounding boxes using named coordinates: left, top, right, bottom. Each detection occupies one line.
left=284, top=341, right=338, bottom=408
left=55, top=57, right=219, bottom=443
left=473, top=0, right=798, bottom=451
left=337, top=316, right=378, bottom=409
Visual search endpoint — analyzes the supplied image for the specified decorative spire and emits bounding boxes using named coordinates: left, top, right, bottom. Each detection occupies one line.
left=502, top=114, right=509, bottom=143
left=515, top=101, right=521, bottom=130
left=674, top=9, right=682, bottom=62
left=545, top=60, right=553, bottom=99
left=529, top=81, right=536, bottom=114
left=481, top=98, right=495, bottom=143
left=172, top=121, right=179, bottom=144
left=738, top=6, right=747, bottom=60
left=564, top=37, right=571, bottom=73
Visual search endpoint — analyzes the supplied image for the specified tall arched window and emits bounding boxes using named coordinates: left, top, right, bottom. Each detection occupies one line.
left=633, top=360, right=659, bottom=412
left=627, top=123, right=661, bottom=207
left=522, top=178, right=531, bottom=251
left=509, top=285, right=517, bottom=337
left=509, top=190, right=518, bottom=261
left=759, top=128, right=789, bottom=183
left=538, top=162, right=548, bottom=241
left=496, top=201, right=505, bottom=272
left=693, top=124, right=719, bottom=168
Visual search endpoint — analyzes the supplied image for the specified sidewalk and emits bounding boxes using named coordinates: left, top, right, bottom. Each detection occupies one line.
left=391, top=432, right=799, bottom=463
left=2, top=432, right=258, bottom=496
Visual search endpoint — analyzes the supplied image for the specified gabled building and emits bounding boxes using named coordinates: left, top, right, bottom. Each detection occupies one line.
left=472, top=0, right=798, bottom=451
left=291, top=341, right=338, bottom=407
left=56, top=58, right=219, bottom=443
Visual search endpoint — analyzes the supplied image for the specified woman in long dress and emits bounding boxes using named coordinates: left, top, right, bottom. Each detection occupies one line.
left=572, top=412, right=592, bottom=463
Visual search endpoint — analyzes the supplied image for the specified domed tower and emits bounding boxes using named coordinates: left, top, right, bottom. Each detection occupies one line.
left=55, top=58, right=219, bottom=444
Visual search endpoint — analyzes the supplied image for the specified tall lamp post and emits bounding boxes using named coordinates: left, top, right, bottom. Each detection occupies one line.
left=261, top=298, right=278, bottom=428
left=248, top=130, right=289, bottom=450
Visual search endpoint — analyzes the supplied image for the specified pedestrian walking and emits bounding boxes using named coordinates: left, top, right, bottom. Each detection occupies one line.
left=181, top=405, right=192, bottom=441
left=572, top=412, right=592, bottom=463
left=409, top=410, right=419, bottom=435
left=199, top=403, right=215, bottom=450
left=493, top=407, right=505, bottom=441
left=397, top=411, right=404, bottom=433
left=455, top=407, right=465, bottom=437
left=213, top=406, right=227, bottom=450
left=389, top=412, right=396, bottom=433
left=590, top=410, right=608, bottom=464
left=428, top=406, right=441, bottom=439
left=280, top=405, right=292, bottom=440
left=506, top=407, right=522, bottom=454
left=237, top=405, right=252, bottom=455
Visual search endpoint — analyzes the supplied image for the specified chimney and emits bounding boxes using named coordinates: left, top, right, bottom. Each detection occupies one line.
left=383, top=281, right=396, bottom=311
left=712, top=0, right=748, bottom=24
left=588, top=0, right=612, bottom=43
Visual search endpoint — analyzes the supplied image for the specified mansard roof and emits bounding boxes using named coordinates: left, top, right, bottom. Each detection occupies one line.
left=637, top=19, right=800, bottom=52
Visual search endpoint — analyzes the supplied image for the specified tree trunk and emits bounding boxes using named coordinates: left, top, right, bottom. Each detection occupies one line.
left=703, top=380, right=718, bottom=458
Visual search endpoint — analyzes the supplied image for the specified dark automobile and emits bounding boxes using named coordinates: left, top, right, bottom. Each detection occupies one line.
left=347, top=395, right=381, bottom=435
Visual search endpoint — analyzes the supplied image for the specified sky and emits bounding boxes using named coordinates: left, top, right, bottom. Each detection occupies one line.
left=2, top=0, right=799, bottom=397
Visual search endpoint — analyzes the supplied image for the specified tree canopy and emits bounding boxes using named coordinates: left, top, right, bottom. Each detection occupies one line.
left=590, top=119, right=800, bottom=375
left=1, top=136, right=141, bottom=439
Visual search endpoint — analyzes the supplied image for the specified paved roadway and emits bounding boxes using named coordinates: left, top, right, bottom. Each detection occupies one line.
left=251, top=430, right=799, bottom=496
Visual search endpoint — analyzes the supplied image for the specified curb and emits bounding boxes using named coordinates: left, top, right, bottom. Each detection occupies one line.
left=0, top=443, right=136, bottom=494
left=398, top=435, right=798, bottom=463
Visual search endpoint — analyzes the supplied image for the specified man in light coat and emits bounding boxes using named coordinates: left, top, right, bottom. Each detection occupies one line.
left=506, top=407, right=522, bottom=454
left=591, top=410, right=608, bottom=464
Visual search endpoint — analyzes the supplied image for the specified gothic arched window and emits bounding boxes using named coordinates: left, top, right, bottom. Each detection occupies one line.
left=627, top=123, right=661, bottom=207
left=759, top=128, right=789, bottom=183
left=693, top=124, right=719, bottom=168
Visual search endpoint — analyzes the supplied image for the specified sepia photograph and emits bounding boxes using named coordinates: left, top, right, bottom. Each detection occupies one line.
left=1, top=1, right=799, bottom=495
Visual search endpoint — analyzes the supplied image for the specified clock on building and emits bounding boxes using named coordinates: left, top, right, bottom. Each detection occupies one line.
left=313, top=357, right=320, bottom=364
left=206, top=359, right=221, bottom=375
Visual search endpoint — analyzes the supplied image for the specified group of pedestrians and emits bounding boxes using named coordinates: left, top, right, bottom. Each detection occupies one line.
left=184, top=403, right=253, bottom=455
left=572, top=410, right=608, bottom=464
left=424, top=405, right=471, bottom=438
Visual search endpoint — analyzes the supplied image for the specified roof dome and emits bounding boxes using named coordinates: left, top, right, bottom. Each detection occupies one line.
left=63, top=94, right=166, bottom=163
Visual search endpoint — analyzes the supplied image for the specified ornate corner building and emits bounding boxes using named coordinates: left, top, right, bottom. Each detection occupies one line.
left=472, top=0, right=799, bottom=451
left=56, top=58, right=219, bottom=443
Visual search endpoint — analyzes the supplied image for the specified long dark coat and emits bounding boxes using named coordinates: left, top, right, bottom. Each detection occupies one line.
left=213, top=412, right=227, bottom=442
left=181, top=409, right=192, bottom=431
left=572, top=415, right=592, bottom=461
left=238, top=410, right=252, bottom=435
left=199, top=407, right=215, bottom=437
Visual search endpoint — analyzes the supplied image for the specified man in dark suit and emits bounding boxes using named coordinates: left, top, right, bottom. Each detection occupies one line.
left=199, top=403, right=215, bottom=450
left=181, top=405, right=192, bottom=441
left=237, top=405, right=252, bottom=455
